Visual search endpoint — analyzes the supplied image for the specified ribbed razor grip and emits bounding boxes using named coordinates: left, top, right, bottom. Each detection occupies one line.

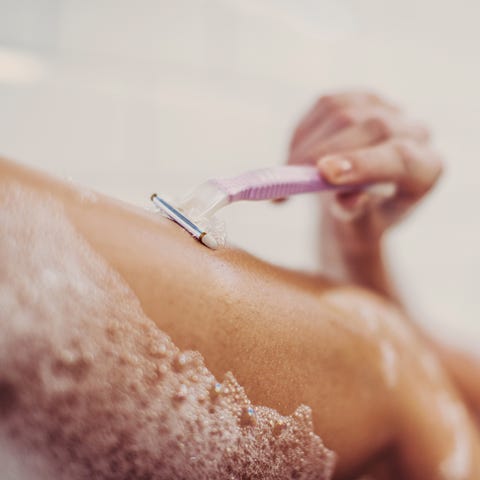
left=211, top=166, right=342, bottom=202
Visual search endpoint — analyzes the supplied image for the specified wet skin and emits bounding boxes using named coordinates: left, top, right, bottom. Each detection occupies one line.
left=1, top=157, right=479, bottom=479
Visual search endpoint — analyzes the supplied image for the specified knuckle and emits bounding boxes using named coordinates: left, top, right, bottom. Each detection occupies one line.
left=364, top=91, right=383, bottom=104
left=353, top=90, right=386, bottom=106
left=363, top=90, right=401, bottom=111
left=393, top=139, right=444, bottom=193
left=317, top=95, right=340, bottom=113
left=393, top=138, right=417, bottom=160
left=392, top=138, right=418, bottom=174
left=332, top=108, right=356, bottom=129
left=371, top=92, right=384, bottom=103
left=364, top=116, right=392, bottom=141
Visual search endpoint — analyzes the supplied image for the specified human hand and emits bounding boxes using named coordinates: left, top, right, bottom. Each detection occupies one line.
left=288, top=91, right=444, bottom=251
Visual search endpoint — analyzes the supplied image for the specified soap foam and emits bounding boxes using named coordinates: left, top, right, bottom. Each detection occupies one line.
left=0, top=185, right=335, bottom=479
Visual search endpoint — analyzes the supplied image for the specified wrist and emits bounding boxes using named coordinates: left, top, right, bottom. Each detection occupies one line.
left=320, top=213, right=397, bottom=299
left=321, top=207, right=383, bottom=259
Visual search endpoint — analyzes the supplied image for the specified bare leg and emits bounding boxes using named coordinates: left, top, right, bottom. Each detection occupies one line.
left=0, top=157, right=479, bottom=479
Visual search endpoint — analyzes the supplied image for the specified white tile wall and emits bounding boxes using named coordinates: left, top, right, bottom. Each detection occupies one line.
left=0, top=0, right=478, bottom=347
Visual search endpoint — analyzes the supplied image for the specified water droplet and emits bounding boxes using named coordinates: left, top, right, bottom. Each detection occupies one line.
left=210, top=382, right=223, bottom=400
left=293, top=410, right=304, bottom=420
left=173, top=384, right=188, bottom=401
left=149, top=342, right=167, bottom=358
left=240, top=406, right=257, bottom=427
left=157, top=363, right=169, bottom=378
left=173, top=353, right=188, bottom=371
left=273, top=419, right=286, bottom=436
left=58, top=349, right=77, bottom=364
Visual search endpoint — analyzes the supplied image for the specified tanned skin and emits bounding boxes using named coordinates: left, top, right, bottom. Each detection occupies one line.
left=1, top=157, right=480, bottom=479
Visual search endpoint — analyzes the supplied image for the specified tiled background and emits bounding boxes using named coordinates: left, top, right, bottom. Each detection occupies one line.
left=0, top=0, right=478, bottom=347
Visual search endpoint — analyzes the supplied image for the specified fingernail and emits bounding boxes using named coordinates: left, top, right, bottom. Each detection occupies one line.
left=318, top=156, right=352, bottom=181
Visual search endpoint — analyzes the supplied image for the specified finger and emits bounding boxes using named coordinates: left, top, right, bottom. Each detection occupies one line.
left=289, top=104, right=421, bottom=165
left=308, top=115, right=429, bottom=160
left=289, top=107, right=362, bottom=164
left=290, top=92, right=399, bottom=154
left=317, top=139, right=444, bottom=197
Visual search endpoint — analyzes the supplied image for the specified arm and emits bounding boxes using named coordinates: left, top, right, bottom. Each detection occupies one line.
left=288, top=90, right=480, bottom=415
left=288, top=91, right=439, bottom=300
left=1, top=157, right=480, bottom=479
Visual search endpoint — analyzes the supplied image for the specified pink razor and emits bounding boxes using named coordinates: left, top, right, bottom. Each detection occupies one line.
left=151, top=166, right=390, bottom=249
left=178, top=165, right=359, bottom=219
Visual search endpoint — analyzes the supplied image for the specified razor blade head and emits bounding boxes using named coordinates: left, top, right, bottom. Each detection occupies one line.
left=177, top=180, right=229, bottom=219
left=150, top=194, right=218, bottom=249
